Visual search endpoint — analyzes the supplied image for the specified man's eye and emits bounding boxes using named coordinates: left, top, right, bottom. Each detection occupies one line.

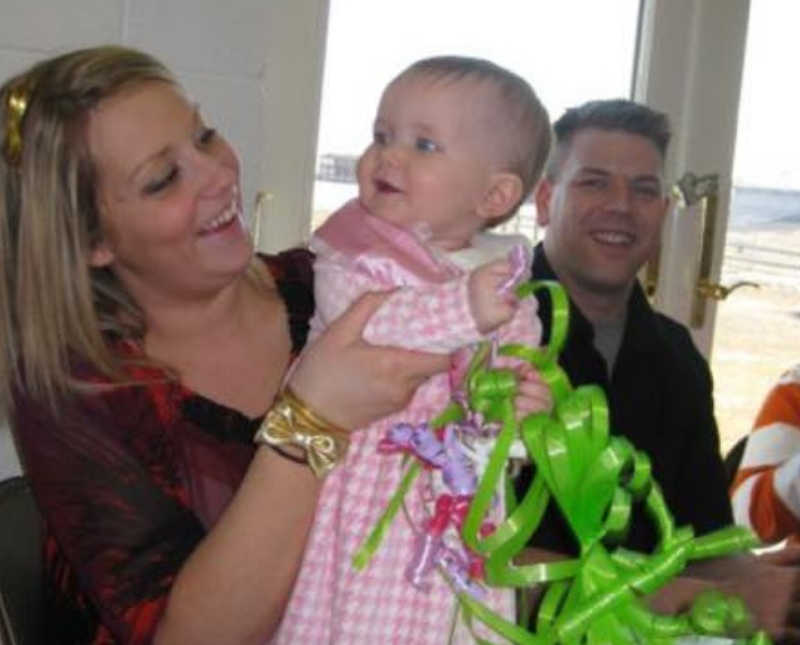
left=577, top=178, right=606, bottom=189
left=634, top=184, right=661, bottom=199
left=416, top=138, right=439, bottom=153
left=144, top=167, right=179, bottom=194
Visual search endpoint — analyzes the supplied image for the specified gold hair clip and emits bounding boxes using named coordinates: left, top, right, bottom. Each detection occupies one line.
left=3, top=83, right=31, bottom=166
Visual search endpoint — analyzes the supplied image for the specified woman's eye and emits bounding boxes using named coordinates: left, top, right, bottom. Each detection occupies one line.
left=416, top=138, right=439, bottom=153
left=143, top=167, right=179, bottom=194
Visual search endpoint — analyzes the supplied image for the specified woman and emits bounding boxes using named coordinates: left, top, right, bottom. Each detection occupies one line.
left=0, top=46, right=447, bottom=644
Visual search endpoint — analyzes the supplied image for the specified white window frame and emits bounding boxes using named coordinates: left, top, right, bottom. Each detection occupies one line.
left=634, top=0, right=751, bottom=356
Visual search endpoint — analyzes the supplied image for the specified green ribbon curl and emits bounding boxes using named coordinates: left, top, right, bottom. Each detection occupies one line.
left=353, top=280, right=771, bottom=644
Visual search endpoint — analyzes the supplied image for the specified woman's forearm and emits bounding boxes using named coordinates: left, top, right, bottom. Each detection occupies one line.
left=155, top=447, right=321, bottom=644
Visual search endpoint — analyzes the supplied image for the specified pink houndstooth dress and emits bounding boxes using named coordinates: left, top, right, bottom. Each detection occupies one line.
left=272, top=201, right=541, bottom=644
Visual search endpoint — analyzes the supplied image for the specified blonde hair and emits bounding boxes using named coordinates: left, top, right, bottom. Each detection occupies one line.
left=393, top=56, right=552, bottom=224
left=0, top=46, right=176, bottom=410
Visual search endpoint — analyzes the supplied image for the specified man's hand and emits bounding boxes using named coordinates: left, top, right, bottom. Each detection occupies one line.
left=650, top=551, right=800, bottom=642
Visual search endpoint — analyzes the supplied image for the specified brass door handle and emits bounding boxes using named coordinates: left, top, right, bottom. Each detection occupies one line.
left=681, top=171, right=722, bottom=328
left=695, top=279, right=760, bottom=301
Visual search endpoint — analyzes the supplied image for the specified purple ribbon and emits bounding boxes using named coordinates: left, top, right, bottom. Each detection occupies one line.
left=497, top=243, right=532, bottom=295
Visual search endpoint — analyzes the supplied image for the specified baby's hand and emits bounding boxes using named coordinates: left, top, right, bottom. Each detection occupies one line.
left=514, top=365, right=553, bottom=421
left=468, top=260, right=518, bottom=334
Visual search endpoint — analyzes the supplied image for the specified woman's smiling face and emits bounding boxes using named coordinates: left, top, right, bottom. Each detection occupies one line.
left=88, top=80, right=252, bottom=304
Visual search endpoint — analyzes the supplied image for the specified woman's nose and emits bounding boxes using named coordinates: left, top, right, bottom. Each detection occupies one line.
left=197, top=152, right=237, bottom=197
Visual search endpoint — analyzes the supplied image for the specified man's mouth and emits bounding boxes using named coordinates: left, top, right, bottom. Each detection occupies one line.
left=590, top=230, right=635, bottom=246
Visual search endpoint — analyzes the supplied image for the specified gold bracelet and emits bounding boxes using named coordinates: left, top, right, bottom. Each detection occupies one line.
left=254, top=387, right=349, bottom=478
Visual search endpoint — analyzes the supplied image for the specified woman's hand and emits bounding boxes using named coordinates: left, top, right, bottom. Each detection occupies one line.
left=288, top=291, right=450, bottom=429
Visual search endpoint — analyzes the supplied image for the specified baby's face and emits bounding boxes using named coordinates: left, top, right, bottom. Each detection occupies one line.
left=356, top=74, right=503, bottom=251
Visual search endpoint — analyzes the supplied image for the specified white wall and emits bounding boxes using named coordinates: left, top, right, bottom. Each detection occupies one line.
left=0, top=0, right=329, bottom=478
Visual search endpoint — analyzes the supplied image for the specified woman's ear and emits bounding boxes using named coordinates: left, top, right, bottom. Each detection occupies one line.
left=89, top=239, right=115, bottom=268
left=478, top=172, right=524, bottom=221
left=89, top=198, right=115, bottom=267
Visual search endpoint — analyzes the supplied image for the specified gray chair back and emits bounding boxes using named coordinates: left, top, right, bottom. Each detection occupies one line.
left=0, top=476, right=43, bottom=645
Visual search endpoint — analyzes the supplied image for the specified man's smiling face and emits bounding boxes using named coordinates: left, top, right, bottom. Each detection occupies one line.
left=536, top=127, right=669, bottom=297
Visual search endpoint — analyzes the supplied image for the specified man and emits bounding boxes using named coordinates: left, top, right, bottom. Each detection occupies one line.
left=514, top=99, right=800, bottom=640
left=519, top=99, right=732, bottom=552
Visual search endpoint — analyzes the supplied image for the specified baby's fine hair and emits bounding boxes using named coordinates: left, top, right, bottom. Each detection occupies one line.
left=393, top=56, right=551, bottom=221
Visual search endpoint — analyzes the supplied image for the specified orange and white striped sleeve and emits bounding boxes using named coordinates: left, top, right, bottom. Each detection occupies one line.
left=730, top=364, right=800, bottom=543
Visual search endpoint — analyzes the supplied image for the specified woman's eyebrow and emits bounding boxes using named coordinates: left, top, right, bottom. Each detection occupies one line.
left=127, top=105, right=201, bottom=182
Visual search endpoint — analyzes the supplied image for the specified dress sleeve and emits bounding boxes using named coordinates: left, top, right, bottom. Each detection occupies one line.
left=731, top=371, right=800, bottom=542
left=312, top=256, right=483, bottom=353
left=13, top=386, right=205, bottom=644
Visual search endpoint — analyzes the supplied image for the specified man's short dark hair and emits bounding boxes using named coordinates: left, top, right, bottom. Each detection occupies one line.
left=546, top=99, right=671, bottom=179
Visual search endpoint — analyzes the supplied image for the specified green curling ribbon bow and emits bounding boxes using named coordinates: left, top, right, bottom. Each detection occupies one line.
left=355, top=280, right=772, bottom=644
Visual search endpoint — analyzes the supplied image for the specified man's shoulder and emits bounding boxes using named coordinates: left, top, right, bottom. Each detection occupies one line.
left=646, top=308, right=711, bottom=382
left=649, top=309, right=696, bottom=349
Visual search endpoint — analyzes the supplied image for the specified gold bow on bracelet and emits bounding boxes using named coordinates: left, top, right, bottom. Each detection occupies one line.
left=255, top=387, right=349, bottom=478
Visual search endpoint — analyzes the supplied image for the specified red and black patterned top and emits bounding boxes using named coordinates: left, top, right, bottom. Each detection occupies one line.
left=12, top=250, right=314, bottom=644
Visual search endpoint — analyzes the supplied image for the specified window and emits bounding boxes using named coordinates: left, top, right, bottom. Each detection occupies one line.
left=711, top=0, right=800, bottom=451
left=312, top=0, right=641, bottom=235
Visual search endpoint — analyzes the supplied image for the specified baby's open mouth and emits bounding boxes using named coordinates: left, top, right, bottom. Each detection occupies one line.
left=375, top=179, right=400, bottom=193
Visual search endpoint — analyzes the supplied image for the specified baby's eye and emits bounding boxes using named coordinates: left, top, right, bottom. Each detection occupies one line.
left=197, top=127, right=217, bottom=146
left=144, top=167, right=179, bottom=195
left=415, top=137, right=439, bottom=153
left=373, top=130, right=389, bottom=145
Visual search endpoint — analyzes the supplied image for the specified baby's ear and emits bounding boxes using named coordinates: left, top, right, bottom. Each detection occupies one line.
left=478, top=172, right=523, bottom=222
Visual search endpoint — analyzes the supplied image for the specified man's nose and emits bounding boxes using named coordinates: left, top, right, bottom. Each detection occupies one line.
left=606, top=177, right=633, bottom=211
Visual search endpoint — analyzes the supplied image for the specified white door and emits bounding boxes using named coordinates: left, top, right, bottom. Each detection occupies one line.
left=636, top=0, right=800, bottom=453
left=634, top=0, right=751, bottom=356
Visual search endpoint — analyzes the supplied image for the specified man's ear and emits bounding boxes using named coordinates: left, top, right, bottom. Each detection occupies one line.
left=657, top=193, right=670, bottom=221
left=89, top=238, right=115, bottom=268
left=534, top=178, right=553, bottom=227
left=478, top=172, right=523, bottom=221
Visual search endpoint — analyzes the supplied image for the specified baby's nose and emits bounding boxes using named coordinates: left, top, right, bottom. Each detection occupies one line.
left=378, top=141, right=406, bottom=167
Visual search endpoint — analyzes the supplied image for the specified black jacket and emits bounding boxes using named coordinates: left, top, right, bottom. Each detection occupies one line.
left=517, top=244, right=733, bottom=553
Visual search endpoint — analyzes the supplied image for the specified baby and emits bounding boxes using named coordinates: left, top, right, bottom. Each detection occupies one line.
left=275, top=56, right=552, bottom=644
